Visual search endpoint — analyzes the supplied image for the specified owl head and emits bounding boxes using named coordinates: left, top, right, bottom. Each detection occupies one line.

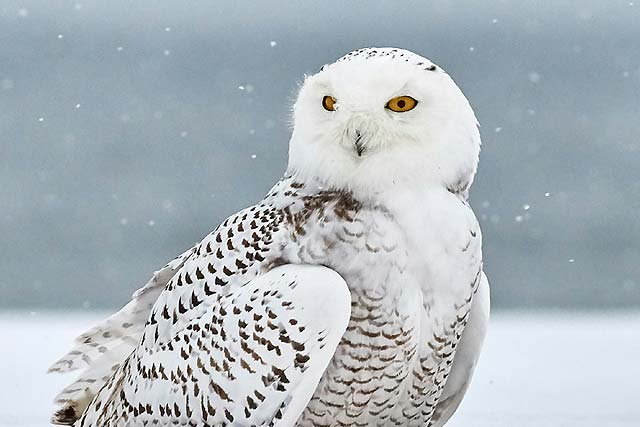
left=287, top=47, right=481, bottom=199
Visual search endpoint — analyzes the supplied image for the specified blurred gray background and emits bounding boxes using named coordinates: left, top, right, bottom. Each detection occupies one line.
left=1, top=0, right=639, bottom=310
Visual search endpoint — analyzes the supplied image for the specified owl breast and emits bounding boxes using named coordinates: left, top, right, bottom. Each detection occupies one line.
left=296, top=288, right=423, bottom=427
left=278, top=184, right=481, bottom=427
left=283, top=198, right=420, bottom=426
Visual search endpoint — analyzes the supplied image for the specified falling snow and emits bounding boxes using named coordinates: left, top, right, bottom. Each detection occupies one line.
left=528, top=72, right=541, bottom=83
left=1, top=0, right=638, bottom=369
left=1, top=78, right=13, bottom=90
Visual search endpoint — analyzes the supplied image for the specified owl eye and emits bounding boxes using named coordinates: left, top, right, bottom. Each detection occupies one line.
left=322, top=95, right=337, bottom=111
left=386, top=96, right=418, bottom=112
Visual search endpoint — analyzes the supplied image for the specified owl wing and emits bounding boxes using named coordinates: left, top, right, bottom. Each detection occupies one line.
left=50, top=178, right=348, bottom=425
left=78, top=264, right=351, bottom=427
left=431, top=272, right=490, bottom=427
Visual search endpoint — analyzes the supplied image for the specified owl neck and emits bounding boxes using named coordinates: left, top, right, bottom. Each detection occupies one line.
left=287, top=131, right=478, bottom=204
left=285, top=155, right=474, bottom=207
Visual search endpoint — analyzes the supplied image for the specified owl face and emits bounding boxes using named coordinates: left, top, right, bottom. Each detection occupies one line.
left=288, top=48, right=481, bottom=197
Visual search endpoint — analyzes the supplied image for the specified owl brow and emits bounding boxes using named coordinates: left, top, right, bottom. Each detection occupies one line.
left=389, top=82, right=415, bottom=100
left=313, top=80, right=333, bottom=94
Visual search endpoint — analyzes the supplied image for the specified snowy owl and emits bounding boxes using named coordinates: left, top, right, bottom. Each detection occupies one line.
left=50, top=47, right=490, bottom=427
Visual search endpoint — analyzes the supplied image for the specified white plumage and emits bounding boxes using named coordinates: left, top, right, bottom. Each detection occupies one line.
left=50, top=47, right=490, bottom=427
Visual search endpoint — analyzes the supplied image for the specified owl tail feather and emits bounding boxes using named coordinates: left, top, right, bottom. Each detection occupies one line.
left=51, top=404, right=80, bottom=425
left=47, top=246, right=196, bottom=425
left=50, top=338, right=135, bottom=425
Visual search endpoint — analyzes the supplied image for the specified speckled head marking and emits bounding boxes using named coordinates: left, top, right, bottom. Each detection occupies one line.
left=333, top=47, right=439, bottom=72
left=288, top=47, right=481, bottom=199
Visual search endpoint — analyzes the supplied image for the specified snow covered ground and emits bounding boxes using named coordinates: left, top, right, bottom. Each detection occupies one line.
left=1, top=311, right=639, bottom=426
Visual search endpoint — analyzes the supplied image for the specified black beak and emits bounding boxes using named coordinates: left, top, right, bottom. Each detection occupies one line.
left=354, top=130, right=365, bottom=157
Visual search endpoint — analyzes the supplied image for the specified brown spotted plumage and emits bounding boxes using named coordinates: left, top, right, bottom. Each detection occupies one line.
left=50, top=47, right=489, bottom=427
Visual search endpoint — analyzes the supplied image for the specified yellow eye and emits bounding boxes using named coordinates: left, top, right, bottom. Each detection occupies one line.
left=386, top=96, right=418, bottom=112
left=322, top=95, right=337, bottom=111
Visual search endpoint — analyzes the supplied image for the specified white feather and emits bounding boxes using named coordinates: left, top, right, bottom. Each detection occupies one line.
left=49, top=47, right=489, bottom=427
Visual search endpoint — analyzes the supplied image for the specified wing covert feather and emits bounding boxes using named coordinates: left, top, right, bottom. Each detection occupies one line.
left=78, top=264, right=351, bottom=427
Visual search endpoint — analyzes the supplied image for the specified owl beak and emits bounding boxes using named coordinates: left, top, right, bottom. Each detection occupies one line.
left=353, top=130, right=365, bottom=157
